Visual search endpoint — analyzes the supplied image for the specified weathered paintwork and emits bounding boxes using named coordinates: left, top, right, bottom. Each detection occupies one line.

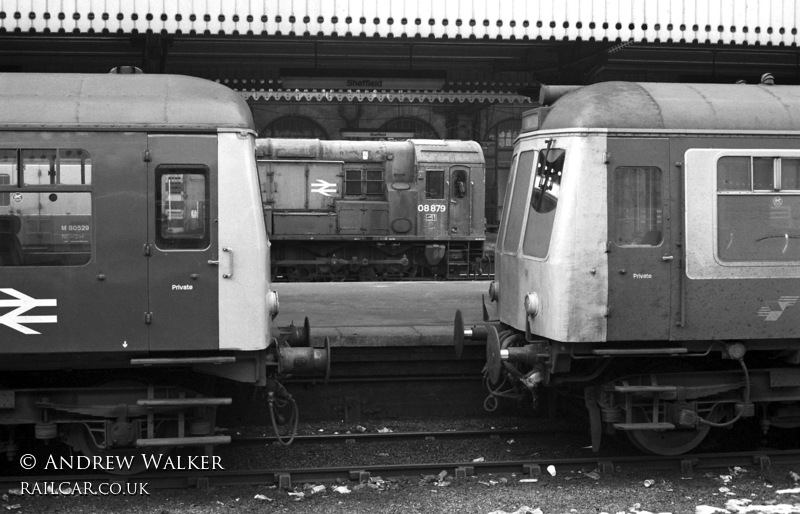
left=255, top=138, right=487, bottom=279
left=498, top=81, right=800, bottom=344
left=484, top=80, right=800, bottom=456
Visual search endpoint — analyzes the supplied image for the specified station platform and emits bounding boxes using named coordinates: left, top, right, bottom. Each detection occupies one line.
left=273, top=280, right=490, bottom=347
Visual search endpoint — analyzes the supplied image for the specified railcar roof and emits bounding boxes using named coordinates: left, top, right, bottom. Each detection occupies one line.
left=542, top=81, right=800, bottom=132
left=0, top=73, right=254, bottom=131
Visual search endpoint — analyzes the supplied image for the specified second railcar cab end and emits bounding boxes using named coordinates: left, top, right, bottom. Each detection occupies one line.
left=495, top=81, right=800, bottom=345
left=0, top=73, right=275, bottom=384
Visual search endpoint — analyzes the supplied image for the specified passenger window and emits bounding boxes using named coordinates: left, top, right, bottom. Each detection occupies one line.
left=783, top=159, right=800, bottom=190
left=614, top=167, right=663, bottom=247
left=753, top=158, right=774, bottom=190
left=451, top=169, right=468, bottom=199
left=22, top=149, right=92, bottom=186
left=156, top=169, right=210, bottom=250
left=522, top=147, right=564, bottom=257
left=717, top=155, right=800, bottom=262
left=717, top=156, right=750, bottom=191
left=425, top=169, right=444, bottom=199
left=0, top=148, right=92, bottom=267
left=501, top=150, right=534, bottom=253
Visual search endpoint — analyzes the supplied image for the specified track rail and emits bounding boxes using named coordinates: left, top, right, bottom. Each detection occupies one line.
left=230, top=426, right=582, bottom=445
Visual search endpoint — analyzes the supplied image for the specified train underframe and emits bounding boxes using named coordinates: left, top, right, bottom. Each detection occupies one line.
left=0, top=325, right=330, bottom=474
left=456, top=313, right=800, bottom=456
left=271, top=239, right=493, bottom=281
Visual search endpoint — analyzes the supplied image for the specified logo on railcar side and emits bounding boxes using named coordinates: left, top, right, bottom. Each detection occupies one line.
left=0, top=288, right=57, bottom=335
left=310, top=179, right=338, bottom=197
left=758, top=295, right=800, bottom=321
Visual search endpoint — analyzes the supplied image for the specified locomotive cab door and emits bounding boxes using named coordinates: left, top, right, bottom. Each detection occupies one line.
left=419, top=166, right=448, bottom=237
left=147, top=135, right=219, bottom=351
left=606, top=138, right=672, bottom=341
left=448, top=167, right=471, bottom=236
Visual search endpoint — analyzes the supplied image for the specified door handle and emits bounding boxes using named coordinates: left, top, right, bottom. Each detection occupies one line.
left=208, top=247, right=234, bottom=278
left=662, top=255, right=674, bottom=262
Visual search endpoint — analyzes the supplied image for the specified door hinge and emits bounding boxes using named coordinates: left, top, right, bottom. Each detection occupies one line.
left=143, top=244, right=152, bottom=257
left=143, top=150, right=151, bottom=162
left=144, top=312, right=153, bottom=324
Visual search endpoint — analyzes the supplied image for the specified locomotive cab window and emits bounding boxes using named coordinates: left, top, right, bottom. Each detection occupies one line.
left=717, top=156, right=800, bottom=262
left=614, top=167, right=663, bottom=247
left=451, top=169, right=468, bottom=199
left=0, top=148, right=93, bottom=267
left=522, top=147, right=564, bottom=257
left=425, top=169, right=444, bottom=199
left=156, top=168, right=210, bottom=250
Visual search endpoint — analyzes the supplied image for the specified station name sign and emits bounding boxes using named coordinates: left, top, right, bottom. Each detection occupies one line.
left=281, top=77, right=445, bottom=91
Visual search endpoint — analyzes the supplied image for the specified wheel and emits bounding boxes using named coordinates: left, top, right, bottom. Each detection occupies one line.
left=625, top=406, right=711, bottom=456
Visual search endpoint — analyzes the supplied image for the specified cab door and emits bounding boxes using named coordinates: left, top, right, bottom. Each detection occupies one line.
left=448, top=167, right=471, bottom=236
left=418, top=166, right=447, bottom=237
left=147, top=135, right=218, bottom=351
left=606, top=138, right=672, bottom=341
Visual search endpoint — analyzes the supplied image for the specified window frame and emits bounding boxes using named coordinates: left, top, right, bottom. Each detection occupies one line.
left=613, top=166, right=664, bottom=248
left=343, top=165, right=385, bottom=199
left=155, top=166, right=211, bottom=251
left=0, top=148, right=93, bottom=267
left=716, top=154, right=800, bottom=264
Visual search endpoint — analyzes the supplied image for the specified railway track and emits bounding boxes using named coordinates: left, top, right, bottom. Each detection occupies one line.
left=0, top=449, right=795, bottom=491
left=230, top=426, right=583, bottom=446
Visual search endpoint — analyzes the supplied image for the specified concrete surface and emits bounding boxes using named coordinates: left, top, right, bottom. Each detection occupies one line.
left=273, top=280, right=491, bottom=346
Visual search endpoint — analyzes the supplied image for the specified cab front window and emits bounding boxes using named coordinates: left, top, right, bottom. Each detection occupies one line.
left=522, top=147, right=563, bottom=257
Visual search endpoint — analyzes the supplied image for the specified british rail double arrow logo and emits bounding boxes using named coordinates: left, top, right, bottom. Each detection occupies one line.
left=0, top=288, right=57, bottom=335
left=310, top=179, right=338, bottom=197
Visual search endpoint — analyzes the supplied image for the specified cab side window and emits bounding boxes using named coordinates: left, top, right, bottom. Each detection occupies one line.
left=155, top=168, right=210, bottom=250
left=425, top=169, right=444, bottom=199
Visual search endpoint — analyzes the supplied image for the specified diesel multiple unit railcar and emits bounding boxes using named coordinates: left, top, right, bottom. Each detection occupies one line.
left=456, top=80, right=800, bottom=455
left=256, top=138, right=488, bottom=281
left=0, top=73, right=327, bottom=472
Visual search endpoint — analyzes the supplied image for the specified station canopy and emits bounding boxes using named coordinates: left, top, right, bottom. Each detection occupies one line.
left=3, top=0, right=796, bottom=46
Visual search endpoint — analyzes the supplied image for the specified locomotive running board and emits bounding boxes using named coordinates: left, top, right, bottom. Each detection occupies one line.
left=136, top=435, right=232, bottom=447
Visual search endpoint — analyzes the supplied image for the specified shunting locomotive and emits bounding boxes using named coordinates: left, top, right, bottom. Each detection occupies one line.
left=0, top=73, right=328, bottom=472
left=457, top=80, right=800, bottom=455
left=256, top=138, right=489, bottom=281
